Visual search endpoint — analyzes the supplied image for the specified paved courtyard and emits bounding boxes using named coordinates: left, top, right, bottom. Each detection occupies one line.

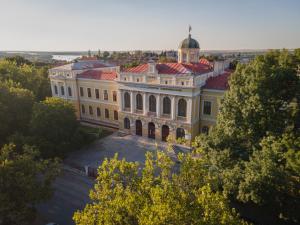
left=65, top=131, right=169, bottom=168
left=37, top=132, right=169, bottom=225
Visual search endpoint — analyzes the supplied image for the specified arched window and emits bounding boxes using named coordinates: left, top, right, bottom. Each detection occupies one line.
left=114, top=110, right=118, bottom=120
left=68, top=87, right=72, bottom=96
left=89, top=106, right=93, bottom=115
left=178, top=99, right=187, bottom=117
left=176, top=128, right=185, bottom=139
left=202, top=126, right=209, bottom=135
left=96, top=107, right=101, bottom=117
left=61, top=86, right=65, bottom=95
left=149, top=95, right=156, bottom=112
left=105, top=109, right=109, bottom=118
left=124, top=92, right=130, bottom=108
left=136, top=94, right=143, bottom=110
left=54, top=85, right=58, bottom=94
left=163, top=97, right=171, bottom=114
left=124, top=118, right=130, bottom=129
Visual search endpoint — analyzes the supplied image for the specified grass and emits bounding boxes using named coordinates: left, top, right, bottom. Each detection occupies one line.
left=79, top=125, right=113, bottom=139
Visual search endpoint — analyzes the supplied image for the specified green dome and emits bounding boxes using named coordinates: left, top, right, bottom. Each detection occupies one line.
left=179, top=34, right=200, bottom=49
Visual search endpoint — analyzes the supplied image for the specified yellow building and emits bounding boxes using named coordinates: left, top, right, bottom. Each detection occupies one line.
left=49, top=32, right=231, bottom=144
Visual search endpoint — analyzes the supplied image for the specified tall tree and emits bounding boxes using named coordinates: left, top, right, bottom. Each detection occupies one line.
left=0, top=143, right=60, bottom=225
left=73, top=152, right=247, bottom=225
left=29, top=97, right=79, bottom=158
left=194, top=49, right=300, bottom=224
left=0, top=81, right=34, bottom=146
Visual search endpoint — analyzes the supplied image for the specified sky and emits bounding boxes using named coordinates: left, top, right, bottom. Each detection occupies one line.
left=0, top=0, right=300, bottom=51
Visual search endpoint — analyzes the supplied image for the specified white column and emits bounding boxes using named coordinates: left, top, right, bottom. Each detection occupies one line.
left=130, top=92, right=134, bottom=113
left=156, top=94, right=160, bottom=117
left=118, top=90, right=123, bottom=111
left=143, top=93, right=147, bottom=115
left=171, top=96, right=176, bottom=120
left=187, top=98, right=192, bottom=123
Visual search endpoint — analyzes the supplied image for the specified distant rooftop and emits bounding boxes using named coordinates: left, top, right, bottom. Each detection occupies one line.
left=51, top=60, right=112, bottom=71
left=77, top=70, right=117, bottom=81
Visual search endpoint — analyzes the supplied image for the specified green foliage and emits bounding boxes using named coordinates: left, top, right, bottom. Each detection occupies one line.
left=0, top=58, right=51, bottom=100
left=195, top=49, right=300, bottom=223
left=0, top=81, right=34, bottom=145
left=0, top=143, right=60, bottom=225
left=29, top=97, right=79, bottom=158
left=73, top=152, right=248, bottom=225
left=204, top=50, right=300, bottom=157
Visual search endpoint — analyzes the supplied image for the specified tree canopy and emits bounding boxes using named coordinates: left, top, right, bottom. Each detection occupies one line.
left=193, top=49, right=300, bottom=224
left=0, top=143, right=60, bottom=225
left=73, top=152, right=248, bottom=225
left=29, top=97, right=80, bottom=158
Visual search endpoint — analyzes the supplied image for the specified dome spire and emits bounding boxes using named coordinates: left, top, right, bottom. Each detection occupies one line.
left=188, top=25, right=192, bottom=38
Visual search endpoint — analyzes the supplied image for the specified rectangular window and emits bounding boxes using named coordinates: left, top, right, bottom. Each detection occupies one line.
left=80, top=87, right=84, bottom=97
left=81, top=105, right=85, bottom=114
left=105, top=109, right=109, bottom=118
left=89, top=106, right=93, bottom=115
left=203, top=101, right=212, bottom=115
left=87, top=88, right=92, bottom=98
left=114, top=110, right=118, bottom=120
left=113, top=91, right=117, bottom=102
left=97, top=107, right=101, bottom=117
left=54, top=85, right=58, bottom=95
left=95, top=89, right=100, bottom=99
left=104, top=90, right=108, bottom=100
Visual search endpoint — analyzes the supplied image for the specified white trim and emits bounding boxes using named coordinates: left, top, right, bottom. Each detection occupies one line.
left=119, top=84, right=200, bottom=97
left=202, top=88, right=226, bottom=93
left=79, top=98, right=118, bottom=106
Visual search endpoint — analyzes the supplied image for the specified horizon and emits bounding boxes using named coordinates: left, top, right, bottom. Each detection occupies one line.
left=1, top=0, right=300, bottom=51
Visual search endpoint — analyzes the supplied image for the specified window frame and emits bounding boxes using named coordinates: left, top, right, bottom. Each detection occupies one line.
left=95, top=89, right=100, bottom=99
left=203, top=101, right=212, bottom=116
left=87, top=88, right=92, bottom=98
left=80, top=87, right=84, bottom=97
left=105, top=108, right=109, bottom=118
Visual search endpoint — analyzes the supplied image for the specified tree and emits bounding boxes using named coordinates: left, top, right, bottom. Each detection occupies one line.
left=0, top=81, right=34, bottom=146
left=193, top=49, right=300, bottom=224
left=0, top=143, right=60, bottom=225
left=103, top=51, right=110, bottom=59
left=200, top=50, right=300, bottom=158
left=29, top=97, right=79, bottom=158
left=88, top=50, right=92, bottom=57
left=73, top=152, right=247, bottom=225
left=233, top=134, right=300, bottom=222
left=0, top=58, right=51, bottom=100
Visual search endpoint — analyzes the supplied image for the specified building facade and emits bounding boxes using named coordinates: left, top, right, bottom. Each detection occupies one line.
left=49, top=33, right=231, bottom=144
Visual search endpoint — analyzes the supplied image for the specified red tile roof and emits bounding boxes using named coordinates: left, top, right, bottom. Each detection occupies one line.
left=203, top=70, right=232, bottom=90
left=123, top=62, right=212, bottom=75
left=199, top=58, right=210, bottom=65
left=77, top=70, right=117, bottom=81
